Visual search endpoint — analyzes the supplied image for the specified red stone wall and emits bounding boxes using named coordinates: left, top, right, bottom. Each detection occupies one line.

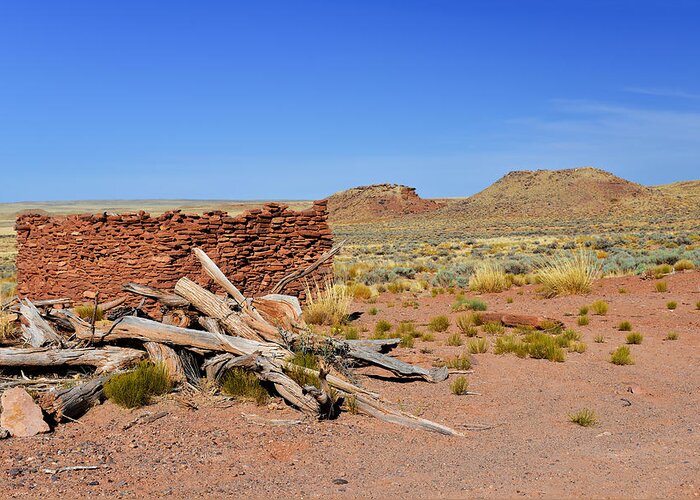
left=15, top=200, right=333, bottom=304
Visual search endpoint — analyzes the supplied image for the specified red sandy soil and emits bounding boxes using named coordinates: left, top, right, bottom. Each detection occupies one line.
left=2, top=271, right=699, bottom=498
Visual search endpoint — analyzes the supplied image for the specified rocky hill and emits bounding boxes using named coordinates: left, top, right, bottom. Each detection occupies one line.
left=326, top=184, right=442, bottom=223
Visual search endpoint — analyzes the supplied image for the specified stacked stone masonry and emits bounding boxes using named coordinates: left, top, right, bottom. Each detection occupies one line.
left=15, top=200, right=333, bottom=305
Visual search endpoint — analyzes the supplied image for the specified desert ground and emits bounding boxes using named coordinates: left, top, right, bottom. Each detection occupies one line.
left=2, top=270, right=699, bottom=498
left=1, top=169, right=699, bottom=498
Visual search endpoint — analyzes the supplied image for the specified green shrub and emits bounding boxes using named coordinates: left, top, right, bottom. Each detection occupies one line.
left=666, top=301, right=677, bottom=310
left=400, top=334, right=415, bottom=348
left=455, top=314, right=478, bottom=336
left=220, top=368, right=269, bottom=405
left=626, top=332, right=643, bottom=345
left=396, top=321, right=422, bottom=338
left=104, top=362, right=172, bottom=409
left=655, top=281, right=668, bottom=293
left=290, top=351, right=319, bottom=370
left=578, top=305, right=589, bottom=316
left=577, top=315, right=589, bottom=326
left=665, top=332, right=679, bottom=341
left=343, top=326, right=360, bottom=340
left=506, top=297, right=514, bottom=304
left=468, top=338, right=488, bottom=354
left=451, top=296, right=488, bottom=312
left=428, top=315, right=450, bottom=332
left=590, top=300, right=608, bottom=315
left=443, top=354, right=472, bottom=370
left=374, top=320, right=392, bottom=335
left=367, top=307, right=379, bottom=316
left=696, top=300, right=700, bottom=310
left=421, top=332, right=436, bottom=342
left=450, top=376, right=469, bottom=395
left=482, top=321, right=505, bottom=335
left=610, top=345, right=634, bottom=365
left=569, top=408, right=597, bottom=427
left=617, top=320, right=632, bottom=331
left=524, top=331, right=566, bottom=362
left=569, top=341, right=587, bottom=353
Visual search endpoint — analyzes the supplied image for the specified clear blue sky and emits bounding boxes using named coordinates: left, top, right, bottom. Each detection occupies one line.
left=1, top=0, right=698, bottom=202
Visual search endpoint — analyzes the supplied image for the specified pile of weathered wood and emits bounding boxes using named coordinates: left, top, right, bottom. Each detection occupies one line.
left=1, top=248, right=463, bottom=436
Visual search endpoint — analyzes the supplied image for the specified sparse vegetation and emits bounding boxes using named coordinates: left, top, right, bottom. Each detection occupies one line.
left=469, top=262, right=510, bottom=293
left=368, top=307, right=378, bottom=316
left=450, top=376, right=469, bottom=395
left=666, top=301, right=677, bottom=310
left=674, top=259, right=695, bottom=271
left=444, top=354, right=472, bottom=370
left=665, top=332, right=679, bottom=341
left=578, top=305, right=589, bottom=315
left=303, top=280, right=352, bottom=326
left=577, top=315, right=589, bottom=326
left=374, top=319, right=393, bottom=337
left=74, top=303, right=104, bottom=322
left=655, top=281, right=668, bottom=293
left=428, top=315, right=450, bottom=332
left=468, top=338, right=489, bottom=354
left=594, top=334, right=605, bottom=343
left=455, top=314, right=479, bottom=336
left=569, top=408, right=597, bottom=427
left=451, top=295, right=487, bottom=312
left=610, top=345, right=634, bottom=365
left=590, top=300, right=608, bottom=316
left=617, top=320, right=632, bottom=331
left=220, top=368, right=270, bottom=405
left=536, top=250, right=601, bottom=297
left=400, top=334, right=415, bottom=348
left=482, top=321, right=505, bottom=335
left=626, top=332, right=643, bottom=345
left=446, top=332, right=463, bottom=346
left=104, top=362, right=172, bottom=409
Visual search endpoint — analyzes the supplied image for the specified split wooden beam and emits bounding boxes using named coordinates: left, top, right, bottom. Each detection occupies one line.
left=0, top=346, right=144, bottom=374
left=19, top=299, right=64, bottom=348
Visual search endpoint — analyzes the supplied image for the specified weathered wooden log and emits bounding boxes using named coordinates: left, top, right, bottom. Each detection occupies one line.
left=39, top=376, right=107, bottom=421
left=252, top=295, right=304, bottom=331
left=174, top=277, right=280, bottom=343
left=302, top=364, right=337, bottom=419
left=353, top=393, right=463, bottom=437
left=103, top=316, right=288, bottom=358
left=191, top=249, right=283, bottom=341
left=345, top=344, right=448, bottom=382
left=345, top=338, right=401, bottom=353
left=97, top=296, right=127, bottom=312
left=19, top=299, right=64, bottom=348
left=30, top=298, right=72, bottom=308
left=270, top=241, right=344, bottom=294
left=203, top=352, right=260, bottom=381
left=0, top=346, right=144, bottom=374
left=478, top=312, right=563, bottom=330
left=198, top=316, right=224, bottom=334
left=161, top=309, right=191, bottom=328
left=144, top=343, right=186, bottom=383
left=122, top=283, right=190, bottom=308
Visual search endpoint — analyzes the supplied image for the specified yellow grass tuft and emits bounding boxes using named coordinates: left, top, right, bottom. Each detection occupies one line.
left=536, top=250, right=601, bottom=297
left=302, top=280, right=352, bottom=326
left=469, top=262, right=510, bottom=293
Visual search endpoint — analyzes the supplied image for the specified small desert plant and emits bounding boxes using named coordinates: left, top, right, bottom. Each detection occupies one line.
left=590, top=300, right=608, bottom=316
left=618, top=287, right=627, bottom=294
left=74, top=303, right=104, bottom=322
left=617, top=320, right=632, bottom=331
left=482, top=321, right=505, bottom=335
left=421, top=332, right=436, bottom=342
left=343, top=326, right=360, bottom=340
left=536, top=250, right=601, bottom=297
left=469, top=262, right=510, bottom=293
left=104, top=362, right=172, bottom=409
left=674, top=259, right=695, bottom=271
left=568, top=341, right=587, bottom=353
left=428, top=315, right=450, bottom=332
left=450, top=376, right=469, bottom=395
left=696, top=300, right=700, bottom=310
left=594, top=334, right=605, bottom=343
left=577, top=315, right=589, bottom=326
left=451, top=295, right=487, bottom=312
left=220, top=368, right=269, bottom=405
left=655, top=281, right=668, bottom=293
left=446, top=332, right=463, bottom=347
left=396, top=321, right=421, bottom=338
left=290, top=351, right=319, bottom=370
left=666, top=301, right=677, bottom=310
left=387, top=280, right=409, bottom=294
left=625, top=332, right=643, bottom=345
left=569, top=408, right=597, bottom=427
left=468, top=338, right=488, bottom=354
left=506, top=297, right=513, bottom=304
left=665, top=332, right=679, bottom=341
left=443, top=354, right=472, bottom=370
left=0, top=315, right=17, bottom=339
left=524, top=331, right=566, bottom=362
left=610, top=345, right=634, bottom=365
left=303, top=280, right=352, bottom=326
left=578, top=305, right=589, bottom=315
left=343, top=394, right=359, bottom=414
left=368, top=307, right=378, bottom=316
left=399, top=334, right=415, bottom=348
left=374, top=320, right=392, bottom=336
left=347, top=282, right=373, bottom=300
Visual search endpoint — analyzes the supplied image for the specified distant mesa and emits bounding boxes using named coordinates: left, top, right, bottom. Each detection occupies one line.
left=326, top=184, right=443, bottom=223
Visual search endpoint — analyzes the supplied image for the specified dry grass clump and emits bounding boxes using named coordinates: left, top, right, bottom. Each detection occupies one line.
left=482, top=321, right=505, bottom=335
left=569, top=408, right=597, bottom=427
left=655, top=281, right=668, bottom=293
left=536, top=250, right=601, bottom=297
left=494, top=331, right=566, bottom=362
left=303, top=280, right=351, bottom=326
left=617, top=320, right=632, bottom=331
left=104, top=362, right=172, bottom=409
left=371, top=319, right=393, bottom=339
left=451, top=295, right=487, bottom=312
left=610, top=345, right=634, bottom=365
left=590, top=300, right=608, bottom=316
left=665, top=332, right=679, bottom=341
left=220, top=368, right=270, bottom=405
left=346, top=282, right=373, bottom=300
left=441, top=354, right=472, bottom=370
left=446, top=332, right=463, bottom=347
left=467, top=338, right=488, bottom=354
left=450, top=376, right=469, bottom=395
left=674, top=259, right=695, bottom=271
left=74, top=304, right=104, bottom=322
left=428, top=315, right=450, bottom=332
left=625, top=332, right=643, bottom=345
left=577, top=315, right=589, bottom=326
left=455, top=314, right=478, bottom=336
left=666, top=301, right=677, bottom=310
left=469, top=262, right=510, bottom=294
left=0, top=315, right=17, bottom=339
